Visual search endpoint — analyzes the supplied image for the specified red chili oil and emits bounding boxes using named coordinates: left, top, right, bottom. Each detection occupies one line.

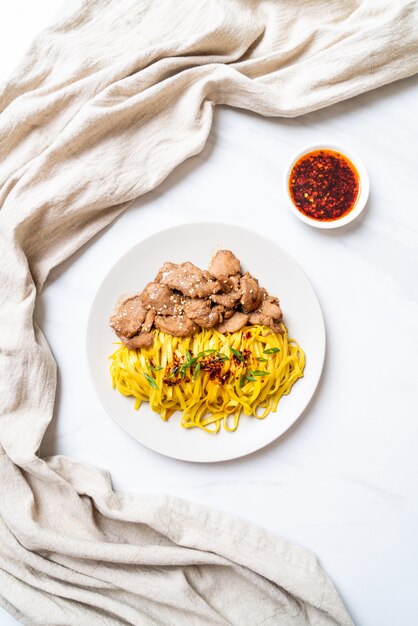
left=289, top=149, right=360, bottom=221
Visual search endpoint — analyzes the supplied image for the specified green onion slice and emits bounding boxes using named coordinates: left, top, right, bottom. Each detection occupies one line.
left=143, top=372, right=158, bottom=389
left=230, top=347, right=243, bottom=361
left=250, top=370, right=270, bottom=377
left=193, top=362, right=201, bottom=381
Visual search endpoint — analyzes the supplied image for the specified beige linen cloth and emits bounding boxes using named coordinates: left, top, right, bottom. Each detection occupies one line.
left=1, top=1, right=417, bottom=624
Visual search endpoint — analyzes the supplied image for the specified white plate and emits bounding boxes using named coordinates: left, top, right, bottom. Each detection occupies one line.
left=87, top=223, right=325, bottom=463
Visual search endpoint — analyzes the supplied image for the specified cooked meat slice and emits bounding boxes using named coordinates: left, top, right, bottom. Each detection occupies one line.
left=260, top=299, right=283, bottom=320
left=142, top=309, right=156, bottom=333
left=248, top=311, right=284, bottom=333
left=195, top=308, right=223, bottom=329
left=248, top=297, right=283, bottom=331
left=240, top=272, right=264, bottom=313
left=229, top=273, right=241, bottom=288
left=120, top=333, right=154, bottom=349
left=110, top=251, right=285, bottom=342
left=183, top=297, right=211, bottom=319
left=258, top=288, right=268, bottom=304
left=109, top=295, right=146, bottom=338
left=216, top=312, right=248, bottom=333
left=212, top=304, right=225, bottom=317
left=140, top=282, right=182, bottom=315
left=248, top=311, right=268, bottom=326
left=182, top=298, right=221, bottom=328
left=202, top=270, right=214, bottom=281
left=209, top=250, right=241, bottom=278
left=216, top=273, right=241, bottom=293
left=215, top=273, right=239, bottom=292
left=217, top=275, right=233, bottom=293
left=193, top=310, right=221, bottom=328
left=156, top=262, right=220, bottom=298
left=197, top=281, right=220, bottom=297
left=154, top=314, right=199, bottom=337
left=210, top=291, right=241, bottom=308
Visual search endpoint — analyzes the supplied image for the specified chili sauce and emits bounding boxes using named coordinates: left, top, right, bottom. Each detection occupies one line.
left=289, top=149, right=360, bottom=221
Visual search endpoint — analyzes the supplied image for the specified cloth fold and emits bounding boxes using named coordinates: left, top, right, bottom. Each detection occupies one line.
left=1, top=0, right=417, bottom=624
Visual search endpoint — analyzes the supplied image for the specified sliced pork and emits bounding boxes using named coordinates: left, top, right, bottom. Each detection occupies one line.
left=216, top=312, right=248, bottom=333
left=109, top=250, right=285, bottom=346
left=261, top=299, right=283, bottom=320
left=210, top=293, right=237, bottom=308
left=240, top=272, right=263, bottom=313
left=156, top=262, right=220, bottom=298
left=183, top=297, right=210, bottom=320
left=119, top=333, right=154, bottom=349
left=195, top=307, right=223, bottom=328
left=248, top=299, right=284, bottom=333
left=140, top=282, right=182, bottom=315
left=209, top=250, right=241, bottom=278
left=142, top=309, right=156, bottom=333
left=154, top=314, right=199, bottom=337
left=110, top=294, right=146, bottom=338
left=183, top=298, right=222, bottom=328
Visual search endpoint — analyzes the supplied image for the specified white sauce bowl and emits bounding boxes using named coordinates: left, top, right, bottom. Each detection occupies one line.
left=283, top=143, right=370, bottom=229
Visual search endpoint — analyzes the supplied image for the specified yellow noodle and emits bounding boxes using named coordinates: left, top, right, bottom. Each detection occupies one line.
left=109, top=325, right=305, bottom=434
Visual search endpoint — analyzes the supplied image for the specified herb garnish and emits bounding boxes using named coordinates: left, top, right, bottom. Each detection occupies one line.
left=166, top=366, right=179, bottom=380
left=180, top=356, right=198, bottom=374
left=230, top=347, right=243, bottom=362
left=263, top=347, right=280, bottom=354
left=143, top=372, right=158, bottom=389
left=244, top=370, right=270, bottom=382
left=196, top=349, right=217, bottom=358
left=193, top=362, right=201, bottom=381
left=250, top=370, right=270, bottom=377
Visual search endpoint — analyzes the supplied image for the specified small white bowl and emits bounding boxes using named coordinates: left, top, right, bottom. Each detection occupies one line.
left=283, top=143, right=369, bottom=229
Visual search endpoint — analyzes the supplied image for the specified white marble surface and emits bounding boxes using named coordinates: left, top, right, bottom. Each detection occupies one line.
left=1, top=3, right=418, bottom=626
